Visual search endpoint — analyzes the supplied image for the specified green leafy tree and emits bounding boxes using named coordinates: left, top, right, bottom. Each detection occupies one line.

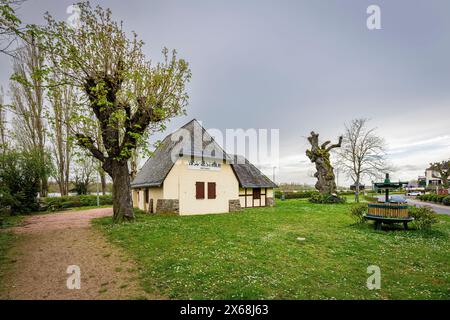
left=46, top=70, right=77, bottom=196
left=9, top=37, right=49, bottom=196
left=38, top=3, right=191, bottom=222
left=0, top=149, right=49, bottom=214
left=429, top=160, right=450, bottom=189
left=0, top=0, right=23, bottom=56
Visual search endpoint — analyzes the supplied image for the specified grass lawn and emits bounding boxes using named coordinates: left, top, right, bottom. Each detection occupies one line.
left=94, top=200, right=450, bottom=299
left=0, top=216, right=23, bottom=288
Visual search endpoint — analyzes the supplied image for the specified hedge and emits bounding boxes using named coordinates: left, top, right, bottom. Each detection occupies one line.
left=39, top=194, right=113, bottom=212
left=363, top=195, right=379, bottom=202
left=417, top=194, right=450, bottom=206
left=274, top=190, right=319, bottom=199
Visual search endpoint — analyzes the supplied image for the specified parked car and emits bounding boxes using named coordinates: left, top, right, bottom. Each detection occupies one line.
left=406, top=191, right=421, bottom=196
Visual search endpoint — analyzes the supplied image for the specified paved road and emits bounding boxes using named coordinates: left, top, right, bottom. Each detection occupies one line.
left=406, top=198, right=450, bottom=216
left=375, top=195, right=450, bottom=215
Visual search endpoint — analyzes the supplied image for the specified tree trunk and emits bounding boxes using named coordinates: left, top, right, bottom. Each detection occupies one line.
left=109, top=160, right=134, bottom=223
left=99, top=169, right=106, bottom=195
left=355, top=180, right=360, bottom=203
left=40, top=150, right=48, bottom=197
left=306, top=131, right=342, bottom=195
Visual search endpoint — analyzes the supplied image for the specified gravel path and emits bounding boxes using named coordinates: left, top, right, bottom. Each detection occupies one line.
left=0, top=208, right=159, bottom=300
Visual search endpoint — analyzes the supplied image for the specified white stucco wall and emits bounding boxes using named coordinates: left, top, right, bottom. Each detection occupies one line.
left=163, top=157, right=240, bottom=215
left=132, top=187, right=163, bottom=212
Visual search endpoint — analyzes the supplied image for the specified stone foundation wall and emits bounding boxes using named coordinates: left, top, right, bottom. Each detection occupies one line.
left=156, top=199, right=179, bottom=214
left=266, top=197, right=275, bottom=207
left=229, top=199, right=241, bottom=212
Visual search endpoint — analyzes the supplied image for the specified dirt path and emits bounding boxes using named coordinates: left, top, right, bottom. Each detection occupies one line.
left=0, top=208, right=157, bottom=300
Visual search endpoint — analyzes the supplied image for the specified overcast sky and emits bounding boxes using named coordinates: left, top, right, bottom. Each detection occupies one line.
left=1, top=0, right=449, bottom=185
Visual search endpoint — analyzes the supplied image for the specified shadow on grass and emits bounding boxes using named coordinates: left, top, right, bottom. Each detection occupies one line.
left=349, top=221, right=448, bottom=239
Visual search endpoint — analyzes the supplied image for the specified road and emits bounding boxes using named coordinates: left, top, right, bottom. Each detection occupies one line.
left=375, top=195, right=450, bottom=215
left=406, top=198, right=450, bottom=216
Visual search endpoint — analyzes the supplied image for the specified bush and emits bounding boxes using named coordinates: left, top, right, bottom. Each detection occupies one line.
left=417, top=194, right=427, bottom=201
left=39, top=194, right=113, bottom=212
left=0, top=150, right=46, bottom=215
left=349, top=204, right=368, bottom=224
left=409, top=206, right=439, bottom=230
left=442, top=196, right=450, bottom=206
left=309, top=193, right=346, bottom=204
left=275, top=190, right=319, bottom=199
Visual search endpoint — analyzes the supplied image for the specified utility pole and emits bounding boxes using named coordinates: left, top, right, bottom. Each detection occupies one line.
left=273, top=166, right=277, bottom=183
left=96, top=170, right=100, bottom=206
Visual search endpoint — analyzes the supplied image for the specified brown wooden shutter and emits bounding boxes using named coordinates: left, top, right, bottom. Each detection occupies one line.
left=253, top=188, right=261, bottom=200
left=196, top=182, right=205, bottom=199
left=208, top=182, right=216, bottom=199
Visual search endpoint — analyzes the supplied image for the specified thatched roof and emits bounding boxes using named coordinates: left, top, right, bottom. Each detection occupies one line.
left=230, top=155, right=278, bottom=188
left=131, top=119, right=277, bottom=189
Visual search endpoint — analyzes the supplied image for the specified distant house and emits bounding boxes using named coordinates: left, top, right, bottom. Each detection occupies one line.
left=131, top=119, right=277, bottom=215
left=350, top=183, right=365, bottom=191
left=425, top=167, right=442, bottom=187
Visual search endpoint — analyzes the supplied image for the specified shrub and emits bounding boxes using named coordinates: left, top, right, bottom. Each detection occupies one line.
left=417, top=194, right=427, bottom=201
left=309, top=193, right=346, bottom=204
left=275, top=190, right=319, bottom=199
left=442, top=196, right=450, bottom=206
left=349, top=204, right=368, bottom=223
left=39, top=194, right=113, bottom=212
left=0, top=150, right=46, bottom=214
left=417, top=193, right=447, bottom=203
left=409, top=206, right=439, bottom=230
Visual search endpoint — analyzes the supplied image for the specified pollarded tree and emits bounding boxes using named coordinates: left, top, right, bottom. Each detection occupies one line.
left=306, top=131, right=342, bottom=194
left=39, top=3, right=191, bottom=222
left=429, top=160, right=449, bottom=189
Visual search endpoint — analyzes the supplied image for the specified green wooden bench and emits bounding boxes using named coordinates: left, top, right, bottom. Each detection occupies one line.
left=364, top=214, right=414, bottom=230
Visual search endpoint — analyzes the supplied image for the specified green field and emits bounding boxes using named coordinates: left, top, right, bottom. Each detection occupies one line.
left=94, top=200, right=450, bottom=299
